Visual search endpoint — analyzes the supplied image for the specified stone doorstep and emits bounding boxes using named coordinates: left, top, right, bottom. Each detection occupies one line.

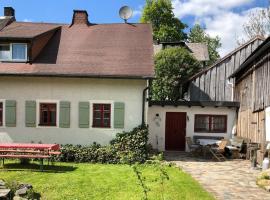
left=0, top=188, right=11, bottom=197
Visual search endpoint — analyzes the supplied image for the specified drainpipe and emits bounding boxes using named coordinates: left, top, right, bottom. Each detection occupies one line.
left=142, top=86, right=149, bottom=126
left=227, top=79, right=234, bottom=101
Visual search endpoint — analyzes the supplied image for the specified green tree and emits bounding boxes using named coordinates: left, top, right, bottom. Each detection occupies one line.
left=140, top=0, right=187, bottom=42
left=152, top=47, right=200, bottom=100
left=188, top=24, right=221, bottom=66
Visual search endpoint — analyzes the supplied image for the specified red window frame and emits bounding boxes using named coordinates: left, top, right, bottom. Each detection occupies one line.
left=194, top=114, right=227, bottom=133
left=92, top=104, right=111, bottom=128
left=0, top=102, right=2, bottom=126
left=39, top=103, right=57, bottom=126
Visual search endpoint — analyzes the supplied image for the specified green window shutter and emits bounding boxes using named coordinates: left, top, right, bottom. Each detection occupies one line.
left=60, top=101, right=71, bottom=128
left=25, top=101, right=36, bottom=127
left=79, top=102, right=89, bottom=128
left=114, top=102, right=125, bottom=129
left=5, top=100, right=16, bottom=127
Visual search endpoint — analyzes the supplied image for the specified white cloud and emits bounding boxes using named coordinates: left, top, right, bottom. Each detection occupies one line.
left=23, top=18, right=32, bottom=22
left=133, top=5, right=143, bottom=17
left=172, top=0, right=265, bottom=56
left=172, top=0, right=253, bottom=18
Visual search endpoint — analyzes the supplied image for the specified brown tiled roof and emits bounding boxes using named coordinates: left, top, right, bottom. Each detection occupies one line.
left=0, top=22, right=154, bottom=78
left=0, top=17, right=13, bottom=31
left=185, top=43, right=209, bottom=61
left=0, top=22, right=61, bottom=39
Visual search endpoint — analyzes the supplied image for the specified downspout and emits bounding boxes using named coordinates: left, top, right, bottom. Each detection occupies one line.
left=227, top=79, right=234, bottom=101
left=142, top=86, right=149, bottom=126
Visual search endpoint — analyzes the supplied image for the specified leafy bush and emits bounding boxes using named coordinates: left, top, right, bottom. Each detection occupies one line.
left=55, top=125, right=150, bottom=164
left=111, top=125, right=149, bottom=164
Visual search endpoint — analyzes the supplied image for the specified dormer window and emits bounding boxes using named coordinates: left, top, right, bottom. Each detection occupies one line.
left=0, top=43, right=27, bottom=61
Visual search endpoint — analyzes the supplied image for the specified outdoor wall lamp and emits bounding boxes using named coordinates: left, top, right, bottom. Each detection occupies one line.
left=154, top=113, right=161, bottom=127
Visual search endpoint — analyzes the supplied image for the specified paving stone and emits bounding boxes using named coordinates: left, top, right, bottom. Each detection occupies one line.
left=165, top=152, right=270, bottom=200
left=0, top=188, right=10, bottom=198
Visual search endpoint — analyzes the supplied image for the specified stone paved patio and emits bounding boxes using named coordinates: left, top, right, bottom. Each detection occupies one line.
left=165, top=151, right=270, bottom=200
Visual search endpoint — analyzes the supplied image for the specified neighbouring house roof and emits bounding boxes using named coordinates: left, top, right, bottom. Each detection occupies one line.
left=187, top=35, right=265, bottom=81
left=185, top=43, right=209, bottom=62
left=153, top=41, right=209, bottom=62
left=230, top=36, right=270, bottom=79
left=0, top=11, right=154, bottom=79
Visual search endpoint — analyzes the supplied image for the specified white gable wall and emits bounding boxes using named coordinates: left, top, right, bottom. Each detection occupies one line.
left=148, top=105, right=237, bottom=151
left=0, top=76, right=146, bottom=145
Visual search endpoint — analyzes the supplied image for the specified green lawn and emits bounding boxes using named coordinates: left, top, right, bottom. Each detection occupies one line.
left=0, top=161, right=214, bottom=200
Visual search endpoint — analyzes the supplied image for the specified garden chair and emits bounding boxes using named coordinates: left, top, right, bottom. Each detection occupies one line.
left=209, top=139, right=227, bottom=161
left=186, top=137, right=202, bottom=156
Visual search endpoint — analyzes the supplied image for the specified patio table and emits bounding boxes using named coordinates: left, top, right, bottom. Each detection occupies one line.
left=197, top=139, right=221, bottom=158
left=197, top=139, right=220, bottom=146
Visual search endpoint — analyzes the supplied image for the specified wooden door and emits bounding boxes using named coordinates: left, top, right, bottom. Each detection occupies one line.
left=165, top=112, right=186, bottom=151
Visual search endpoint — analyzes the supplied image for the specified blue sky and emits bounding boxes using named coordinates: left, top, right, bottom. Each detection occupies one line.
left=0, top=0, right=269, bottom=55
left=0, top=0, right=145, bottom=24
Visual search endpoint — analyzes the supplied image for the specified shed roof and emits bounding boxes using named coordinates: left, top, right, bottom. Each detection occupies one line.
left=230, top=36, right=270, bottom=79
left=187, top=35, right=265, bottom=81
left=149, top=100, right=240, bottom=108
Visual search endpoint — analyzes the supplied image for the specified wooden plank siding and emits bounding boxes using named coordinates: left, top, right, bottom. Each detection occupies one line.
left=234, top=49, right=270, bottom=145
left=188, top=37, right=264, bottom=101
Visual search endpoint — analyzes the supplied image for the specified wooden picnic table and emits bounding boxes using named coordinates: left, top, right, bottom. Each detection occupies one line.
left=0, top=143, right=61, bottom=171
left=0, top=143, right=60, bottom=151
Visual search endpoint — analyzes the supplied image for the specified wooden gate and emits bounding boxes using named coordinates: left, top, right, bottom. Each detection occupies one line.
left=165, top=112, right=186, bottom=151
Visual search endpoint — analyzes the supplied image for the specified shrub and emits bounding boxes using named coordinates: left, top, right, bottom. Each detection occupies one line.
left=111, top=124, right=149, bottom=164
left=56, top=125, right=150, bottom=164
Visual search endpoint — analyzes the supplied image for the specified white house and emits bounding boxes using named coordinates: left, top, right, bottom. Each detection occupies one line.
left=148, top=101, right=238, bottom=151
left=0, top=7, right=154, bottom=145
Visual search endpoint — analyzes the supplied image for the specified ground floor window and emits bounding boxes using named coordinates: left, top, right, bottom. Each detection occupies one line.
left=39, top=103, right=57, bottom=126
left=194, top=114, right=227, bottom=133
left=0, top=102, right=2, bottom=126
left=93, top=104, right=111, bottom=128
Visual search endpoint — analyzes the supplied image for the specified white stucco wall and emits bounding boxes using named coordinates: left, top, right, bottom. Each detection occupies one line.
left=148, top=105, right=237, bottom=151
left=0, top=76, right=146, bottom=145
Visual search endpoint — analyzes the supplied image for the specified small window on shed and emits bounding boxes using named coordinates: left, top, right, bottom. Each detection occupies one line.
left=194, top=115, right=227, bottom=133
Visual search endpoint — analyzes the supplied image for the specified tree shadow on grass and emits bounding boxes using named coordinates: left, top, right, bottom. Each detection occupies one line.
left=0, top=162, right=77, bottom=173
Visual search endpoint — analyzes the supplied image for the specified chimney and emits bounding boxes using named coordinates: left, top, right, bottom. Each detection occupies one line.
left=4, top=7, right=15, bottom=17
left=71, top=10, right=89, bottom=26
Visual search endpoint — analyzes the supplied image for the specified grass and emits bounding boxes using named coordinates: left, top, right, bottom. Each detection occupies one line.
left=0, top=160, right=214, bottom=200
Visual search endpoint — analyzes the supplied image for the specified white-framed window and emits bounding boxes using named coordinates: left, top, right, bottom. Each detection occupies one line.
left=90, top=100, right=114, bottom=129
left=0, top=101, right=3, bottom=127
left=37, top=100, right=59, bottom=128
left=0, top=43, right=27, bottom=61
left=92, top=103, right=111, bottom=128
left=0, top=44, right=10, bottom=60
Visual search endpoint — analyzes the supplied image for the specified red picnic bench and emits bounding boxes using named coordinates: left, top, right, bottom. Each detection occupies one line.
left=0, top=143, right=61, bottom=171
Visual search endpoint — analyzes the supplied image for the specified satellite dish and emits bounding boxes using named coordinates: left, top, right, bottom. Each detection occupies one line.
left=119, top=6, right=133, bottom=23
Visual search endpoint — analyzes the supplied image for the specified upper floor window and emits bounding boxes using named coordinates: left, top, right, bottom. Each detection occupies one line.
left=0, top=43, right=27, bottom=61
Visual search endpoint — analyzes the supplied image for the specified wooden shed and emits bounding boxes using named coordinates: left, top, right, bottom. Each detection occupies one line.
left=186, top=36, right=264, bottom=102
left=231, top=36, right=270, bottom=161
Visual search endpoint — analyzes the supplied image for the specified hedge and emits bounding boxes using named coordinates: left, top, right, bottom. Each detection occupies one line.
left=54, top=125, right=150, bottom=164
